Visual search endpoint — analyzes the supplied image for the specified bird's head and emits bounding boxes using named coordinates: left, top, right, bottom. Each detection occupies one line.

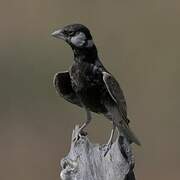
left=52, top=24, right=94, bottom=49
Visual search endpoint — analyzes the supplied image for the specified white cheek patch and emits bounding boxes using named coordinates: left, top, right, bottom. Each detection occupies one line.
left=71, top=32, right=86, bottom=47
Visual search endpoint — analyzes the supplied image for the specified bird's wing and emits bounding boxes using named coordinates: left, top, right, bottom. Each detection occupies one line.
left=53, top=71, right=82, bottom=107
left=102, top=71, right=127, bottom=120
left=103, top=71, right=140, bottom=145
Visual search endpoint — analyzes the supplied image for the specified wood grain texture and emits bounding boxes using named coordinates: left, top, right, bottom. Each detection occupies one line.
left=60, top=125, right=136, bottom=180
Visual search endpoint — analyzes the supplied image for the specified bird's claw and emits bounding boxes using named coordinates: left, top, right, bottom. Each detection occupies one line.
left=103, top=142, right=112, bottom=157
left=73, top=130, right=81, bottom=142
left=73, top=128, right=87, bottom=143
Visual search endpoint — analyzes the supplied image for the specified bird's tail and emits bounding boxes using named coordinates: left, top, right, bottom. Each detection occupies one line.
left=117, top=120, right=141, bottom=146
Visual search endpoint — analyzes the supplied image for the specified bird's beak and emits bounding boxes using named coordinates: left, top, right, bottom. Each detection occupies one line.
left=51, top=29, right=65, bottom=40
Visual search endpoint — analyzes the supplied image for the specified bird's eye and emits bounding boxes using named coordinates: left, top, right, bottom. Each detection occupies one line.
left=69, top=31, right=74, bottom=36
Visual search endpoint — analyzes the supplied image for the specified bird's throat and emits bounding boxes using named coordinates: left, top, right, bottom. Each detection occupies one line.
left=72, top=45, right=98, bottom=63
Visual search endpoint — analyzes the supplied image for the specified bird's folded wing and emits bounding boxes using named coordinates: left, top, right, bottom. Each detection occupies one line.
left=53, top=71, right=82, bottom=107
left=102, top=71, right=127, bottom=119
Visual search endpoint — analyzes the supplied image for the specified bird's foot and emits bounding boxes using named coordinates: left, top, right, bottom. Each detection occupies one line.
left=73, top=131, right=81, bottom=142
left=73, top=127, right=87, bottom=143
left=102, top=142, right=113, bottom=157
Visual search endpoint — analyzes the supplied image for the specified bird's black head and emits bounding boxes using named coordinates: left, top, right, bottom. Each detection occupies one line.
left=52, top=24, right=94, bottom=49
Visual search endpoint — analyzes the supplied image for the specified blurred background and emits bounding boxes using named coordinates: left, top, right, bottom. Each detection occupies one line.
left=0, top=0, right=180, bottom=180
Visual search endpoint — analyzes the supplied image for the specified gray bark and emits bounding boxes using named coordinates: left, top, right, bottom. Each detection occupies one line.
left=60, top=125, right=136, bottom=180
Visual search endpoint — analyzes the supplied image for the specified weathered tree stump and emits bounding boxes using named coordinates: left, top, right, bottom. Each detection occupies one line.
left=60, top=125, right=136, bottom=180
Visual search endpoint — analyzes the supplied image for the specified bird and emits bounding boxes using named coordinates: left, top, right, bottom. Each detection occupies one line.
left=52, top=24, right=140, bottom=155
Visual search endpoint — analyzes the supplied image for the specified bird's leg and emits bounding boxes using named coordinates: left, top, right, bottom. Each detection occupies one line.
left=103, top=122, right=116, bottom=156
left=79, top=110, right=91, bottom=132
left=73, top=110, right=91, bottom=142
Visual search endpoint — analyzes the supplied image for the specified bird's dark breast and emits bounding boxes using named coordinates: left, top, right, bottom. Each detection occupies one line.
left=78, top=84, right=108, bottom=113
left=70, top=63, right=109, bottom=114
